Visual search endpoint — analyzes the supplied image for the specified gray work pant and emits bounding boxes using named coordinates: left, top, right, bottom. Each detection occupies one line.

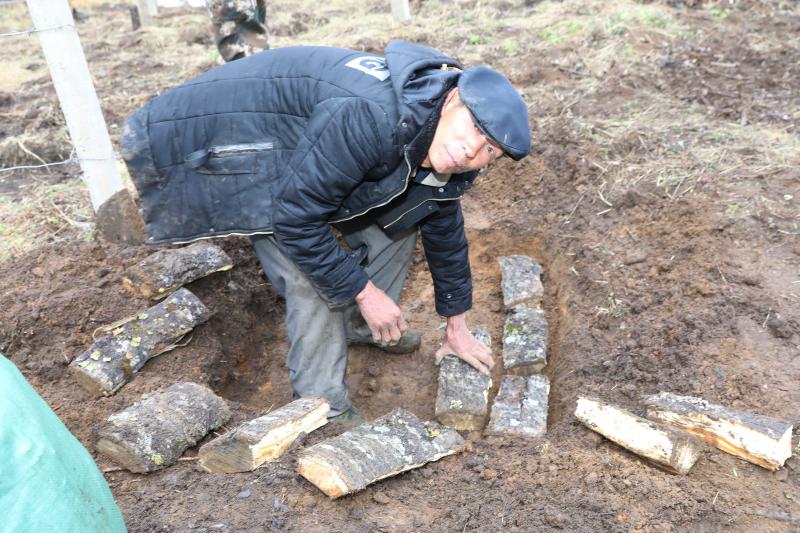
left=251, top=223, right=417, bottom=416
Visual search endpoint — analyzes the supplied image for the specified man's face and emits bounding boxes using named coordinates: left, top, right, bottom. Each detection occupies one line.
left=422, top=88, right=504, bottom=174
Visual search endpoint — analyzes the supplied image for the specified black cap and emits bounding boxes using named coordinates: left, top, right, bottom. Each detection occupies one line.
left=457, top=66, right=531, bottom=161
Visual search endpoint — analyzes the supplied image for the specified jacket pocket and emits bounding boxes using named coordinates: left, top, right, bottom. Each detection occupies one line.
left=185, top=142, right=276, bottom=175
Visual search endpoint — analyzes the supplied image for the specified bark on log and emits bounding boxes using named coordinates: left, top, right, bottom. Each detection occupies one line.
left=96, top=382, right=230, bottom=473
left=297, top=408, right=465, bottom=498
left=122, top=242, right=233, bottom=299
left=485, top=375, right=549, bottom=437
left=199, top=398, right=330, bottom=473
left=503, top=308, right=547, bottom=374
left=644, top=392, right=793, bottom=471
left=500, top=255, right=543, bottom=309
left=575, top=397, right=701, bottom=475
left=435, top=331, right=492, bottom=431
left=70, top=288, right=212, bottom=397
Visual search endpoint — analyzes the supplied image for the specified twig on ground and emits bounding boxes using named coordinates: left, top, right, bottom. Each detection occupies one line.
left=562, top=194, right=584, bottom=225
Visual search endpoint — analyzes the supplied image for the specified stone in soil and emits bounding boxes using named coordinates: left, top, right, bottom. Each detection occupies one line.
left=503, top=308, right=547, bottom=374
left=499, top=255, right=544, bottom=309
left=435, top=330, right=492, bottom=431
left=485, top=375, right=549, bottom=438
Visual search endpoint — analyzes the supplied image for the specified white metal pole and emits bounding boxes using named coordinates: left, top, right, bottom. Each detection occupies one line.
left=25, top=0, right=124, bottom=212
left=146, top=0, right=159, bottom=17
left=135, top=0, right=152, bottom=26
left=391, top=0, right=411, bottom=23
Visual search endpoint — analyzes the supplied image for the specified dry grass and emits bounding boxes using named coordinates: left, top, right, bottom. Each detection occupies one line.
left=0, top=176, right=93, bottom=262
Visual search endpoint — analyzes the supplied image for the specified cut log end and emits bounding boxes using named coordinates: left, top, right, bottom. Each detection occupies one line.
left=297, top=455, right=350, bottom=498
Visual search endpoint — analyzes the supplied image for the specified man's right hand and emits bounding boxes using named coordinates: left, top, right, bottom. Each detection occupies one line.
left=355, top=280, right=407, bottom=344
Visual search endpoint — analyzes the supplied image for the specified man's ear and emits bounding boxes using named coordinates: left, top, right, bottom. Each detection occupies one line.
left=441, top=88, right=460, bottom=115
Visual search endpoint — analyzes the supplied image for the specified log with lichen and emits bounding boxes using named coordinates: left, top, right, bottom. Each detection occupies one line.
left=499, top=255, right=544, bottom=309
left=297, top=408, right=465, bottom=498
left=69, top=288, right=211, bottom=396
left=575, top=397, right=702, bottom=475
left=199, top=397, right=330, bottom=473
left=96, top=382, right=230, bottom=473
left=122, top=241, right=233, bottom=299
left=485, top=374, right=549, bottom=438
left=503, top=307, right=548, bottom=375
left=435, top=331, right=492, bottom=431
left=644, top=392, right=793, bottom=471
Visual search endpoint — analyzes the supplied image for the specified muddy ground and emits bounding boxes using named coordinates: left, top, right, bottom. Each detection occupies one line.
left=1, top=0, right=799, bottom=531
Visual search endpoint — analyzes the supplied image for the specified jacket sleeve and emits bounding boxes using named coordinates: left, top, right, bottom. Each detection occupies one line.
left=272, top=97, right=391, bottom=308
left=419, top=199, right=472, bottom=316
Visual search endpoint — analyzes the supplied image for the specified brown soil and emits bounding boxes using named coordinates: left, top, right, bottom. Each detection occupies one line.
left=1, top=0, right=799, bottom=531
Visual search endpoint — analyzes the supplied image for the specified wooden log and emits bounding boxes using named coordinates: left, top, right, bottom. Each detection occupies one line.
left=297, top=408, right=465, bottom=498
left=503, top=308, right=547, bottom=374
left=435, top=331, right=492, bottom=431
left=198, top=398, right=330, bottom=473
left=575, top=397, right=702, bottom=475
left=499, top=255, right=543, bottom=309
left=644, top=392, right=793, bottom=471
left=485, top=375, right=549, bottom=437
left=70, top=288, right=212, bottom=397
left=96, top=382, right=230, bottom=473
left=122, top=242, right=233, bottom=299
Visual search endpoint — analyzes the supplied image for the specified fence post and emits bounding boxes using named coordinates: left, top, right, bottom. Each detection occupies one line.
left=391, top=0, right=411, bottom=23
left=134, top=0, right=153, bottom=26
left=25, top=0, right=144, bottom=242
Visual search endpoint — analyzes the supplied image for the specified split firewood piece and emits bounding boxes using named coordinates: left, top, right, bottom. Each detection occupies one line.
left=435, top=330, right=492, bottom=431
left=644, top=392, right=793, bottom=471
left=70, top=288, right=212, bottom=397
left=575, top=397, right=701, bottom=475
left=297, top=408, right=465, bottom=498
left=503, top=308, right=547, bottom=375
left=499, top=255, right=544, bottom=309
left=485, top=375, right=549, bottom=437
left=122, top=241, right=233, bottom=299
left=96, top=382, right=230, bottom=473
left=198, top=397, right=330, bottom=473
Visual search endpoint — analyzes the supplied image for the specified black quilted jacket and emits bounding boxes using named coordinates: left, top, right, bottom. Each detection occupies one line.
left=121, top=41, right=477, bottom=316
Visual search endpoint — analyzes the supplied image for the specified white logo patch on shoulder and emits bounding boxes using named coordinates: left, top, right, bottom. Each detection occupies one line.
left=345, top=56, right=390, bottom=81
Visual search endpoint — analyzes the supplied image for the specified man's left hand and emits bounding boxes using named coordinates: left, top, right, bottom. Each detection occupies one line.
left=435, top=313, right=494, bottom=375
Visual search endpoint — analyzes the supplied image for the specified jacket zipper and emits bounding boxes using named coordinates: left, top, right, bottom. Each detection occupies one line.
left=381, top=195, right=461, bottom=229
left=329, top=146, right=414, bottom=224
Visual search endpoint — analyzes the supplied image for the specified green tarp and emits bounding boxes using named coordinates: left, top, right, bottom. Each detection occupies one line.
left=0, top=354, right=126, bottom=533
